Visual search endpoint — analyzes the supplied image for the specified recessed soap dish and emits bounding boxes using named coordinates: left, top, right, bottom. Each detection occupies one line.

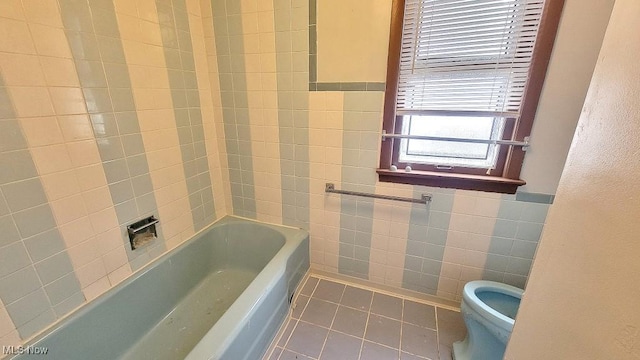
left=127, top=216, right=159, bottom=250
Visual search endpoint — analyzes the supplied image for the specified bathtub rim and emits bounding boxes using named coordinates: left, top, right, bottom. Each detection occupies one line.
left=11, top=215, right=308, bottom=359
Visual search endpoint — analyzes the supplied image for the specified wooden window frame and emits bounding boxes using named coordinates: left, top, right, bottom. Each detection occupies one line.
left=378, top=0, right=565, bottom=194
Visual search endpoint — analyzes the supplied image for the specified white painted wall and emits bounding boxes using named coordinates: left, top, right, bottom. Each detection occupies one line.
left=506, top=0, right=640, bottom=358
left=520, top=0, right=614, bottom=194
left=317, top=0, right=392, bottom=83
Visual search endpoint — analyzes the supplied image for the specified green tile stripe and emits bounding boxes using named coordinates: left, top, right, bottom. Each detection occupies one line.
left=307, top=0, right=385, bottom=92
left=156, top=0, right=216, bottom=231
left=59, top=0, right=166, bottom=270
left=515, top=191, right=555, bottom=204
left=311, top=82, right=387, bottom=92
left=275, top=0, right=310, bottom=228
left=0, top=75, right=84, bottom=339
left=337, top=92, right=381, bottom=279
left=402, top=187, right=453, bottom=295
left=210, top=0, right=257, bottom=218
left=484, top=198, right=550, bottom=289
left=337, top=196, right=374, bottom=279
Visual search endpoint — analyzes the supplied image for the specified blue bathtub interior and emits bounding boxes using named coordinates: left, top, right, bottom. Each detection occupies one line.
left=11, top=216, right=309, bottom=360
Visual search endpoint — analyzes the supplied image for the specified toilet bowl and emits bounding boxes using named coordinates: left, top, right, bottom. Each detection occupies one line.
left=453, top=280, right=523, bottom=360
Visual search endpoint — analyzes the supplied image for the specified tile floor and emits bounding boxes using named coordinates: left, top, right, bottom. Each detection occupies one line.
left=263, top=276, right=467, bottom=360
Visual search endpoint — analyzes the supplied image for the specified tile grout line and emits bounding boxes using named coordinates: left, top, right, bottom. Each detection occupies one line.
left=310, top=271, right=461, bottom=312
left=398, top=299, right=405, bottom=359
left=315, top=281, right=346, bottom=360
left=267, top=273, right=319, bottom=359
left=275, top=276, right=320, bottom=360
left=80, top=0, right=146, bottom=223
left=293, top=316, right=419, bottom=355
left=270, top=275, right=458, bottom=360
left=356, top=289, right=376, bottom=360
left=435, top=307, right=442, bottom=360
left=0, top=18, right=76, bottom=337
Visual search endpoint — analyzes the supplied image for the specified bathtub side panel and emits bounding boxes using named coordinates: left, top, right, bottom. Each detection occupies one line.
left=185, top=223, right=309, bottom=360
left=221, top=234, right=309, bottom=360
left=220, top=274, right=289, bottom=360
left=287, top=234, right=310, bottom=302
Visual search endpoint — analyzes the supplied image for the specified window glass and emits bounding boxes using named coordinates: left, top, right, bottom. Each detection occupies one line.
left=399, top=115, right=504, bottom=168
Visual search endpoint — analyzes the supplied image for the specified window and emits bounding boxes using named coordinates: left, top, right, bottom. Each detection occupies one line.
left=378, top=0, right=564, bottom=193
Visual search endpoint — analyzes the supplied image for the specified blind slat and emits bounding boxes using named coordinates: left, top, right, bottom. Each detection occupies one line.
left=397, top=0, right=545, bottom=114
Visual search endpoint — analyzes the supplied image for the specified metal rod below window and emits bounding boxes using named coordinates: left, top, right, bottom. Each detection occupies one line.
left=325, top=183, right=431, bottom=204
left=381, top=131, right=530, bottom=147
left=396, top=109, right=519, bottom=118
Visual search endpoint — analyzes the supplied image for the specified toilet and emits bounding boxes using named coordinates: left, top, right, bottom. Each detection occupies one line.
left=453, top=280, right=523, bottom=360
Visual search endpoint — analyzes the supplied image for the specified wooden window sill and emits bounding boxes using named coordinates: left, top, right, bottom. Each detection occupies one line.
left=376, top=169, right=526, bottom=194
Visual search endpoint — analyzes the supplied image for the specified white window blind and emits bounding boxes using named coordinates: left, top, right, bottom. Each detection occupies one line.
left=397, top=0, right=546, bottom=115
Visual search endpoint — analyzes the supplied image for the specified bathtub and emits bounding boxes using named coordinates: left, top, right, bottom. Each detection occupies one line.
left=11, top=216, right=309, bottom=360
